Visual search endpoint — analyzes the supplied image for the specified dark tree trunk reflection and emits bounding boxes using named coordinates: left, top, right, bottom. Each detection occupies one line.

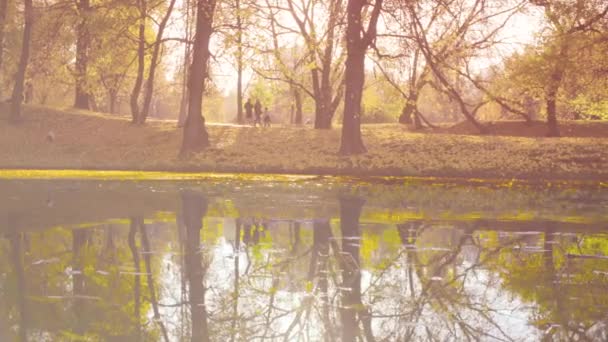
left=128, top=219, right=142, bottom=340
left=182, top=191, right=210, bottom=342
left=338, top=196, right=374, bottom=341
left=8, top=227, right=27, bottom=342
left=72, top=229, right=89, bottom=336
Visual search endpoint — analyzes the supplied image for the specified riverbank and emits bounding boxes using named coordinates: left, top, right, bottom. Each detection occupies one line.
left=1, top=104, right=607, bottom=181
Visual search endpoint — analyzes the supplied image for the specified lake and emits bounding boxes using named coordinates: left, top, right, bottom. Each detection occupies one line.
left=1, top=176, right=607, bottom=341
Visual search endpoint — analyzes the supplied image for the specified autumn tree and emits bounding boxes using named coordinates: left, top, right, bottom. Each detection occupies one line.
left=180, top=0, right=217, bottom=155
left=259, top=0, right=346, bottom=129
left=10, top=0, right=34, bottom=122
left=339, top=0, right=383, bottom=155
left=529, top=0, right=608, bottom=136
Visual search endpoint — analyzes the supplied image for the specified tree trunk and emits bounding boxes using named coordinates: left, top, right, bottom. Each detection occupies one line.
left=0, top=0, right=8, bottom=94
left=546, top=90, right=560, bottom=137
left=74, top=0, right=91, bottom=109
left=127, top=219, right=142, bottom=339
left=339, top=0, right=382, bottom=155
left=545, top=56, right=565, bottom=137
left=177, top=0, right=191, bottom=127
left=338, top=196, right=370, bottom=341
left=293, top=87, right=303, bottom=125
left=130, top=0, right=146, bottom=123
left=108, top=90, right=117, bottom=114
left=235, top=0, right=244, bottom=124
left=140, top=0, right=177, bottom=124
left=314, top=99, right=333, bottom=129
left=181, top=191, right=210, bottom=342
left=9, top=0, right=33, bottom=123
left=180, top=0, right=216, bottom=155
left=399, top=91, right=421, bottom=129
left=339, top=49, right=367, bottom=154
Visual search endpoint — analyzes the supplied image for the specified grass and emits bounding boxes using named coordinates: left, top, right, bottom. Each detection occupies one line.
left=1, top=104, right=607, bottom=181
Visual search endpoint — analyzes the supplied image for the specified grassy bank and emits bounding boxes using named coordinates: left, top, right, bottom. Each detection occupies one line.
left=1, top=104, right=607, bottom=181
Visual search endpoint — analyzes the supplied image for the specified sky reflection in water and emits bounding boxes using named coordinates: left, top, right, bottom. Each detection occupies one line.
left=1, top=178, right=608, bottom=341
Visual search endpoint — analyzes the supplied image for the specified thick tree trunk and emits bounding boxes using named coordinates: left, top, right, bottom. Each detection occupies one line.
left=74, top=0, right=91, bottom=109
left=9, top=0, right=33, bottom=123
left=314, top=99, right=333, bottom=129
left=546, top=91, right=560, bottom=137
left=339, top=50, right=367, bottom=154
left=545, top=60, right=565, bottom=137
left=0, top=0, right=8, bottom=92
left=130, top=1, right=146, bottom=123
left=399, top=91, right=422, bottom=129
left=180, top=0, right=216, bottom=155
left=140, top=0, right=177, bottom=124
left=339, top=0, right=382, bottom=155
left=108, top=91, right=117, bottom=114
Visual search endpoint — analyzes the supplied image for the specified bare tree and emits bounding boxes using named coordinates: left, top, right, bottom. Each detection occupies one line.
left=530, top=0, right=608, bottom=136
left=259, top=0, right=346, bottom=129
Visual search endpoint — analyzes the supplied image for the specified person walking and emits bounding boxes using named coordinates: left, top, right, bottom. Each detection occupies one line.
left=254, top=99, right=262, bottom=127
left=244, top=98, right=253, bottom=125
left=263, top=107, right=271, bottom=127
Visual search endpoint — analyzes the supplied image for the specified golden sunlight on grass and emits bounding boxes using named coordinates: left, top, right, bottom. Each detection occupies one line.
left=1, top=104, right=607, bottom=180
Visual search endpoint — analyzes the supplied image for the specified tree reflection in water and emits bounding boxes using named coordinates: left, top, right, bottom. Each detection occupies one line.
left=1, top=180, right=608, bottom=341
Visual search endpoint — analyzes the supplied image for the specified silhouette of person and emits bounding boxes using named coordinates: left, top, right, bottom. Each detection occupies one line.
left=263, top=107, right=271, bottom=127
left=244, top=98, right=253, bottom=123
left=254, top=100, right=262, bottom=127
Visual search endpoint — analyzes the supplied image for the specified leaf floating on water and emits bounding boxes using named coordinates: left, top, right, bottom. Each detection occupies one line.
left=32, top=257, right=60, bottom=265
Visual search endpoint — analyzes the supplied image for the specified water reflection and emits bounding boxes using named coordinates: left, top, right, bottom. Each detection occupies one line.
left=1, top=179, right=608, bottom=341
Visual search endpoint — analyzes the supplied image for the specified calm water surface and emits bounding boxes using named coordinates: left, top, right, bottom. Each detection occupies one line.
left=1, top=177, right=608, bottom=341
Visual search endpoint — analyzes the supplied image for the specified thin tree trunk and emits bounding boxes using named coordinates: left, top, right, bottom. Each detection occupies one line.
left=180, top=0, right=217, bottom=155
left=0, top=0, right=8, bottom=93
left=74, top=0, right=91, bottom=109
left=0, top=0, right=6, bottom=48
left=130, top=0, right=146, bottom=123
left=178, top=0, right=191, bottom=127
left=140, top=223, right=170, bottom=342
left=128, top=219, right=142, bottom=340
left=140, top=0, right=178, bottom=124
left=10, top=0, right=34, bottom=123
left=236, top=0, right=244, bottom=124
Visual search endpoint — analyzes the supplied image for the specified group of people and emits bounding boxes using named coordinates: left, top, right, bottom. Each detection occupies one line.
left=244, top=99, right=271, bottom=127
